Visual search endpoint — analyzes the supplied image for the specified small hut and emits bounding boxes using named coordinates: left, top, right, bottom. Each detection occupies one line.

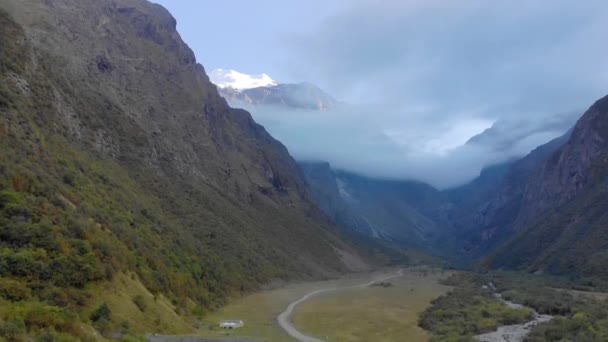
left=219, top=320, right=244, bottom=329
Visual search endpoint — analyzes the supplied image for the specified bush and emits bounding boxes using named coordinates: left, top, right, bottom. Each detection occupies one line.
left=0, top=319, right=26, bottom=340
left=0, top=278, right=31, bottom=301
left=191, top=305, right=207, bottom=317
left=24, top=304, right=64, bottom=329
left=419, top=287, right=533, bottom=339
left=94, top=317, right=112, bottom=335
left=0, top=190, right=23, bottom=209
left=90, top=303, right=111, bottom=323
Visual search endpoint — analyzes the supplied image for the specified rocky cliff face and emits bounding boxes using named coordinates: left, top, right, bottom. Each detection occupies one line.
left=514, top=97, right=608, bottom=228
left=0, top=0, right=367, bottom=328
left=1, top=0, right=315, bottom=206
left=447, top=132, right=571, bottom=254
left=481, top=95, right=608, bottom=276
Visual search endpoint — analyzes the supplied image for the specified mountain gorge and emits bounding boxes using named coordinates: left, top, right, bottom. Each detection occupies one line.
left=300, top=162, right=453, bottom=249
left=2, top=0, right=608, bottom=340
left=227, top=62, right=608, bottom=281
left=301, top=95, right=608, bottom=283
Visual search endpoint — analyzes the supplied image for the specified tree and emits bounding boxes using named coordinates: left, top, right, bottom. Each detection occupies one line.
left=90, top=303, right=111, bottom=323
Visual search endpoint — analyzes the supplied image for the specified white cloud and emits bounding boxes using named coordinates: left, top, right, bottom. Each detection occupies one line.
left=245, top=103, right=504, bottom=188
left=209, top=69, right=277, bottom=90
left=252, top=0, right=608, bottom=187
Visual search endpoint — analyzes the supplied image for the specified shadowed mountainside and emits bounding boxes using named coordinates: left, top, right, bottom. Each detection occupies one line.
left=484, top=95, right=608, bottom=277
left=300, top=162, right=454, bottom=249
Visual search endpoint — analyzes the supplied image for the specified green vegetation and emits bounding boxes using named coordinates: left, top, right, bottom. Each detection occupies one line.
left=484, top=172, right=608, bottom=285
left=419, top=289, right=532, bottom=341
left=0, top=4, right=372, bottom=339
left=132, top=295, right=147, bottom=313
left=0, top=128, right=201, bottom=338
left=491, top=272, right=578, bottom=315
left=195, top=268, right=449, bottom=342
left=488, top=272, right=608, bottom=341
left=525, top=293, right=608, bottom=341
left=527, top=308, right=608, bottom=341
left=292, top=269, right=451, bottom=342
left=421, top=271, right=608, bottom=342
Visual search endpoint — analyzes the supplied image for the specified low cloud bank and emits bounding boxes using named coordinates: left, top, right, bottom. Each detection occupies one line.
left=245, top=103, right=578, bottom=189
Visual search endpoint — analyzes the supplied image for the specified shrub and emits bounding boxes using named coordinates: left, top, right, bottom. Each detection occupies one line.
left=419, top=287, right=533, bottom=339
left=191, top=305, right=207, bottom=317
left=94, top=317, right=112, bottom=335
left=0, top=278, right=31, bottom=301
left=0, top=319, right=26, bottom=340
left=0, top=190, right=23, bottom=209
left=90, top=303, right=111, bottom=323
left=24, top=304, right=64, bottom=329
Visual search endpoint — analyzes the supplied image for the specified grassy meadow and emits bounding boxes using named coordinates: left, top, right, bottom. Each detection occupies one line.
left=195, top=268, right=450, bottom=342
left=291, top=269, right=451, bottom=342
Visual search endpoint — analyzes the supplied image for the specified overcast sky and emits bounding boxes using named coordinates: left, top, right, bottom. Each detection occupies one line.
left=153, top=0, right=608, bottom=188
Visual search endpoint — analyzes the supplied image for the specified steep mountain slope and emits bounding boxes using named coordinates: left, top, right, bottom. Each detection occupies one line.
left=300, top=162, right=453, bottom=249
left=448, top=132, right=571, bottom=255
left=484, top=95, right=608, bottom=276
left=0, top=0, right=366, bottom=338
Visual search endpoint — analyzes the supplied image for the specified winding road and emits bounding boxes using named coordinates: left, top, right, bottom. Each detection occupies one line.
left=276, top=268, right=406, bottom=342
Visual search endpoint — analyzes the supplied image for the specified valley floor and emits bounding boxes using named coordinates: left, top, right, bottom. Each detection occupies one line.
left=190, top=267, right=451, bottom=342
left=291, top=268, right=451, bottom=342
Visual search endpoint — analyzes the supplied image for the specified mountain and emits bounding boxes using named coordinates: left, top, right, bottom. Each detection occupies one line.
left=211, top=70, right=337, bottom=111
left=297, top=104, right=586, bottom=272
left=447, top=132, right=571, bottom=255
left=0, top=0, right=368, bottom=338
left=483, top=95, right=608, bottom=277
left=299, top=126, right=571, bottom=259
left=300, top=162, right=454, bottom=250
left=209, top=68, right=277, bottom=90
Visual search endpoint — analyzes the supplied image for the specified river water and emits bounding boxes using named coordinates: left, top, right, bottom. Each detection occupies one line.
left=475, top=289, right=554, bottom=342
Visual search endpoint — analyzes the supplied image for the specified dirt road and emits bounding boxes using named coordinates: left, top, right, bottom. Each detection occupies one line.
left=276, top=268, right=405, bottom=342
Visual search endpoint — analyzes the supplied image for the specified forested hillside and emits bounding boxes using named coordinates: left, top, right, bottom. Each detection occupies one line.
left=0, top=0, right=367, bottom=338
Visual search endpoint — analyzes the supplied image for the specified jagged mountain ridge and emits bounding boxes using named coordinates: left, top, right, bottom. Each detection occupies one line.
left=215, top=79, right=337, bottom=111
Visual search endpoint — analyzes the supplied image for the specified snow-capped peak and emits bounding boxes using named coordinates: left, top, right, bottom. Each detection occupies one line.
left=209, top=68, right=277, bottom=90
